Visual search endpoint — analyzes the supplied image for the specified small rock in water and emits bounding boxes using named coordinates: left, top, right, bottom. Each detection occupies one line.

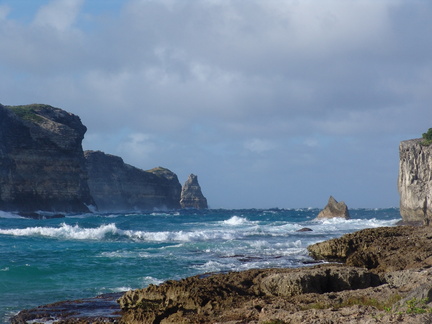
left=297, top=227, right=313, bottom=232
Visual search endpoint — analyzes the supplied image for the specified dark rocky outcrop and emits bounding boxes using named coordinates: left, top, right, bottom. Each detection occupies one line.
left=399, top=138, right=432, bottom=225
left=180, top=174, right=208, bottom=209
left=84, top=151, right=181, bottom=211
left=316, top=196, right=350, bottom=219
left=0, top=104, right=94, bottom=213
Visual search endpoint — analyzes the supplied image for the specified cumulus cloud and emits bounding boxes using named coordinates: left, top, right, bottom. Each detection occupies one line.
left=33, top=0, right=84, bottom=31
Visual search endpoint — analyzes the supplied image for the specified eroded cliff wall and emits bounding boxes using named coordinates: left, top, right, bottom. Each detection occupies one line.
left=84, top=150, right=181, bottom=211
left=0, top=104, right=94, bottom=212
left=398, top=138, right=432, bottom=224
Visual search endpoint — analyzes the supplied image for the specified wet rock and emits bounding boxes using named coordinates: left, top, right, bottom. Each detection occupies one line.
left=10, top=293, right=123, bottom=324
left=297, top=227, right=313, bottom=232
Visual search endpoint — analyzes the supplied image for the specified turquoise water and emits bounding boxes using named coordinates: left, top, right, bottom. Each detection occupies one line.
left=0, top=208, right=400, bottom=323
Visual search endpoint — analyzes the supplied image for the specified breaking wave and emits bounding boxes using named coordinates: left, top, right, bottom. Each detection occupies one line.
left=0, top=223, right=240, bottom=242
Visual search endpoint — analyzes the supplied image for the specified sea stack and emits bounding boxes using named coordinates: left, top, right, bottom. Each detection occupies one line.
left=316, top=196, right=350, bottom=220
left=180, top=174, right=208, bottom=209
left=0, top=104, right=95, bottom=213
left=398, top=138, right=432, bottom=225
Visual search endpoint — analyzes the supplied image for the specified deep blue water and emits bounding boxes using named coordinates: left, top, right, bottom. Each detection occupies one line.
left=0, top=208, right=400, bottom=323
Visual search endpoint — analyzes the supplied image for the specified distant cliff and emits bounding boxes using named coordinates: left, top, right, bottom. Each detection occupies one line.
left=0, top=104, right=94, bottom=213
left=180, top=174, right=208, bottom=209
left=0, top=103, right=207, bottom=214
left=84, top=151, right=182, bottom=211
left=398, top=138, right=432, bottom=224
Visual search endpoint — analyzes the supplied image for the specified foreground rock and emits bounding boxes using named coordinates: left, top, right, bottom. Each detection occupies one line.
left=12, top=225, right=432, bottom=324
left=316, top=196, right=350, bottom=219
left=308, top=225, right=432, bottom=272
left=179, top=174, right=208, bottom=209
left=0, top=104, right=95, bottom=213
left=399, top=138, right=432, bottom=225
left=85, top=151, right=182, bottom=211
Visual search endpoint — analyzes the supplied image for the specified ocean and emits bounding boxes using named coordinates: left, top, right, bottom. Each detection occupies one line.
left=0, top=208, right=400, bottom=323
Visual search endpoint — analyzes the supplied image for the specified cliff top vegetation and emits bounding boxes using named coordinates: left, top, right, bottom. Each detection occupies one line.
left=421, top=128, right=432, bottom=146
left=5, top=104, right=51, bottom=124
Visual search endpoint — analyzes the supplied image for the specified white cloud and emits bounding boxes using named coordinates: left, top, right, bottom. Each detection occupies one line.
left=33, top=0, right=84, bottom=31
left=244, top=139, right=277, bottom=154
left=0, top=5, right=10, bottom=20
left=117, top=133, right=156, bottom=163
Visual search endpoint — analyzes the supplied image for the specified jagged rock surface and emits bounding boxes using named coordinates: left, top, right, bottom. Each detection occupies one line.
left=180, top=174, right=208, bottom=209
left=84, top=151, right=181, bottom=211
left=0, top=104, right=94, bottom=213
left=399, top=138, right=432, bottom=224
left=316, top=196, right=350, bottom=219
left=308, top=225, right=432, bottom=272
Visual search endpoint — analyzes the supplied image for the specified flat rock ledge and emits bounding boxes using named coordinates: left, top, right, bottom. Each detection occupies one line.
left=11, top=226, right=432, bottom=324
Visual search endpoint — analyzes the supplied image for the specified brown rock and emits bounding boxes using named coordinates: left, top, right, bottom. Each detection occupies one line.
left=316, top=196, right=350, bottom=219
left=308, top=225, right=432, bottom=272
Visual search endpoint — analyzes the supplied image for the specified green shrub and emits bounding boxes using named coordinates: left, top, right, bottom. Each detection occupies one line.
left=405, top=298, right=431, bottom=314
left=421, top=128, right=432, bottom=146
left=6, top=104, right=45, bottom=123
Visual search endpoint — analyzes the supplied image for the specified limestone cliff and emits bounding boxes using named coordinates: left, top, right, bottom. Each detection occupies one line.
left=398, top=138, right=432, bottom=224
left=0, top=104, right=94, bottom=212
left=84, top=151, right=181, bottom=211
left=180, top=174, right=208, bottom=209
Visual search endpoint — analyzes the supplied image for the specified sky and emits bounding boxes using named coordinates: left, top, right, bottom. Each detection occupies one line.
left=0, top=0, right=431, bottom=209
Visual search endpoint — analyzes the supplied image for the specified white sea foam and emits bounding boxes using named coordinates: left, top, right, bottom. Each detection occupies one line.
left=0, top=223, right=119, bottom=240
left=0, top=222, right=245, bottom=242
left=99, top=251, right=151, bottom=258
left=222, top=216, right=249, bottom=225
left=141, top=276, right=164, bottom=286
left=0, top=211, right=22, bottom=219
left=122, top=229, right=239, bottom=242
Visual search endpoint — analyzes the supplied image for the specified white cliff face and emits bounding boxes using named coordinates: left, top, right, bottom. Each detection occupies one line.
left=398, top=139, right=432, bottom=224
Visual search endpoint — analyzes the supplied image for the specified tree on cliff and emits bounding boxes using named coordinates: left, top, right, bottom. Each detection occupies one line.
left=421, top=128, right=432, bottom=146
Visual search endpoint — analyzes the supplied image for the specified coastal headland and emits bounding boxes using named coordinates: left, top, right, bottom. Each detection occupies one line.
left=0, top=104, right=207, bottom=214
left=11, top=224, right=432, bottom=323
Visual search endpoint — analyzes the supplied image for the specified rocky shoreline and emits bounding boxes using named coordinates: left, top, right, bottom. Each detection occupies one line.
left=9, top=224, right=432, bottom=323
